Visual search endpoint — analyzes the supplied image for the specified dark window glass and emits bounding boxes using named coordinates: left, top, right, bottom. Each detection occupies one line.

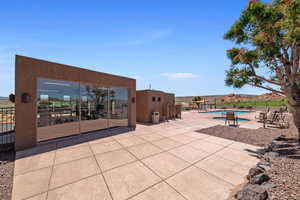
left=80, top=85, right=108, bottom=121
left=158, top=97, right=161, bottom=102
left=152, top=97, right=156, bottom=102
left=110, top=88, right=128, bottom=119
left=37, top=78, right=80, bottom=128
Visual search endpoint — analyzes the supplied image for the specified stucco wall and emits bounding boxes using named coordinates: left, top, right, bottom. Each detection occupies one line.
left=136, top=90, right=175, bottom=123
left=15, top=55, right=136, bottom=150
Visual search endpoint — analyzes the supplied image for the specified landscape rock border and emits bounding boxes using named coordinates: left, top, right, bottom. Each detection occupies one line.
left=234, top=135, right=284, bottom=200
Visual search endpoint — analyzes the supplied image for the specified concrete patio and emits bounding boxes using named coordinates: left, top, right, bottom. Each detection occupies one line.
left=12, top=111, right=262, bottom=200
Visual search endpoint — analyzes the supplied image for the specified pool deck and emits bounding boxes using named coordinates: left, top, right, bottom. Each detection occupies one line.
left=12, top=110, right=263, bottom=200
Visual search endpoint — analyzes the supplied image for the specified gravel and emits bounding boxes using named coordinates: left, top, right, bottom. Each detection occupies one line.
left=266, top=138, right=300, bottom=200
left=0, top=150, right=15, bottom=200
left=197, top=123, right=297, bottom=147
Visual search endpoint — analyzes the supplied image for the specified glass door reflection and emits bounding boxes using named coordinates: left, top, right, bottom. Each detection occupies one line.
left=80, top=85, right=109, bottom=132
left=37, top=78, right=80, bottom=141
left=109, top=88, right=128, bottom=127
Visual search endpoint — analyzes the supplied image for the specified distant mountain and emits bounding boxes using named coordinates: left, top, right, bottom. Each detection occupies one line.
left=0, top=96, right=8, bottom=100
left=176, top=94, right=259, bottom=103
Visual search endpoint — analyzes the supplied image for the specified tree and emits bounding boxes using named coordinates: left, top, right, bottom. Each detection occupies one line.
left=224, top=0, right=300, bottom=138
left=193, top=96, right=203, bottom=108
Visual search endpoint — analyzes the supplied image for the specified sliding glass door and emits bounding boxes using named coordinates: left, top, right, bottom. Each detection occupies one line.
left=109, top=88, right=129, bottom=127
left=80, top=84, right=109, bottom=132
left=37, top=78, right=129, bottom=141
left=37, top=78, right=80, bottom=141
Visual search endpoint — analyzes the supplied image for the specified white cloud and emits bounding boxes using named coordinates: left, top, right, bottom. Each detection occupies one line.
left=161, top=73, right=199, bottom=80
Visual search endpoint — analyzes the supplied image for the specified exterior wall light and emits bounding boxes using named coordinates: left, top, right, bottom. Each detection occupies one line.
left=21, top=93, right=31, bottom=103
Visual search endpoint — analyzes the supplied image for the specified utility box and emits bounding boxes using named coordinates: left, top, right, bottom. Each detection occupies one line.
left=152, top=112, right=160, bottom=124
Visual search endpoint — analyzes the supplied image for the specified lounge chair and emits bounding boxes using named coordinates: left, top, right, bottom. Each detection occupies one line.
left=266, top=111, right=279, bottom=124
left=255, top=107, right=270, bottom=122
left=225, top=112, right=238, bottom=126
left=269, top=112, right=289, bottom=128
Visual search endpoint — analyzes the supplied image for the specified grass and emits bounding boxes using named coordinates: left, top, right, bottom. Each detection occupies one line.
left=217, top=99, right=287, bottom=108
left=176, top=97, right=287, bottom=108
left=0, top=102, right=14, bottom=108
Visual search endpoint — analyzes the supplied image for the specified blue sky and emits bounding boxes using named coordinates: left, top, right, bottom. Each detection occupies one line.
left=0, top=0, right=268, bottom=97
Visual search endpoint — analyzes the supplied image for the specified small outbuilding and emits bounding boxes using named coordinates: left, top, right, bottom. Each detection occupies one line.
left=136, top=90, right=177, bottom=123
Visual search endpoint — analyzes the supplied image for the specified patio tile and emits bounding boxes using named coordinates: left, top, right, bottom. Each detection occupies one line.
left=166, top=166, right=232, bottom=200
left=169, top=134, right=198, bottom=144
left=203, top=136, right=234, bottom=146
left=47, top=175, right=111, bottom=200
left=169, top=145, right=212, bottom=163
left=188, top=140, right=225, bottom=153
left=183, top=131, right=211, bottom=139
left=137, top=133, right=165, bottom=142
left=129, top=182, right=185, bottom=200
left=55, top=145, right=93, bottom=165
left=26, top=193, right=47, bottom=200
left=95, top=149, right=136, bottom=171
left=229, top=141, right=261, bottom=152
left=56, top=140, right=88, bottom=151
left=116, top=136, right=146, bottom=147
left=127, top=142, right=163, bottom=159
left=215, top=147, right=259, bottom=167
left=142, top=152, right=189, bottom=179
left=103, top=161, right=161, bottom=200
left=195, top=155, right=249, bottom=185
left=14, top=151, right=55, bottom=176
left=12, top=167, right=51, bottom=200
left=113, top=132, right=135, bottom=140
left=88, top=136, right=114, bottom=145
left=50, top=157, right=100, bottom=189
left=90, top=141, right=122, bottom=155
left=151, top=138, right=182, bottom=151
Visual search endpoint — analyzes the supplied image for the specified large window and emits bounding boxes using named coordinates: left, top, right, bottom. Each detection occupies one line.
left=37, top=78, right=80, bottom=128
left=80, top=84, right=109, bottom=132
left=37, top=78, right=129, bottom=141
left=109, top=88, right=128, bottom=127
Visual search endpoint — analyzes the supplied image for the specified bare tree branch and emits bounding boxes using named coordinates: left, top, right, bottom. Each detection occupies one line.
left=248, top=83, right=285, bottom=95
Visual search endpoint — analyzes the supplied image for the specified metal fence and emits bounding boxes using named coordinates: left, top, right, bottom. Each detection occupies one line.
left=0, top=107, right=15, bottom=151
left=0, top=107, right=15, bottom=133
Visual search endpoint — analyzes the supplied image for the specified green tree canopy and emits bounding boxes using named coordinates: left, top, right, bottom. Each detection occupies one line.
left=224, top=0, right=300, bottom=137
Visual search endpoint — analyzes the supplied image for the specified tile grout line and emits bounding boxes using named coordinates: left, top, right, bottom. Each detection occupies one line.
left=24, top=173, right=104, bottom=200
left=18, top=124, right=256, bottom=200
left=112, top=135, right=189, bottom=200
left=87, top=140, right=115, bottom=200
left=13, top=131, right=241, bottom=177
left=45, top=142, right=58, bottom=200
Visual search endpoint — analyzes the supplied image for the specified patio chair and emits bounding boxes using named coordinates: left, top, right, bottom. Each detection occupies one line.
left=255, top=107, right=270, bottom=122
left=266, top=111, right=277, bottom=123
left=271, top=113, right=290, bottom=129
left=225, top=112, right=238, bottom=127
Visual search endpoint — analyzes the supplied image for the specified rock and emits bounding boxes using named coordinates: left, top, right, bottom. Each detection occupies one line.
left=261, top=183, right=277, bottom=190
left=263, top=152, right=279, bottom=161
left=257, top=161, right=271, bottom=168
left=247, top=167, right=265, bottom=180
left=274, top=135, right=286, bottom=141
left=250, top=173, right=270, bottom=185
left=270, top=140, right=281, bottom=150
left=235, top=184, right=268, bottom=200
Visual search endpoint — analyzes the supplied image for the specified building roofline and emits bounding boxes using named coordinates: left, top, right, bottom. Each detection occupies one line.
left=15, top=55, right=136, bottom=81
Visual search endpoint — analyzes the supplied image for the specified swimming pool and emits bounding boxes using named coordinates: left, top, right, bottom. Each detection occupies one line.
left=213, top=117, right=250, bottom=122
left=203, top=110, right=251, bottom=115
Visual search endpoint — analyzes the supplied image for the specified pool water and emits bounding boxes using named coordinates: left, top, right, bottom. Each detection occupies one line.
left=204, top=110, right=250, bottom=115
left=213, top=117, right=250, bottom=122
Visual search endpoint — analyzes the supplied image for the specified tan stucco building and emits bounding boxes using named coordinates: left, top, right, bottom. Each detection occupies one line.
left=136, top=90, right=176, bottom=123
left=15, top=55, right=136, bottom=150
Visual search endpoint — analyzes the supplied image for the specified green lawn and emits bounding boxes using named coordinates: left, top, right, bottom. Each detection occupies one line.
left=217, top=99, right=287, bottom=108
